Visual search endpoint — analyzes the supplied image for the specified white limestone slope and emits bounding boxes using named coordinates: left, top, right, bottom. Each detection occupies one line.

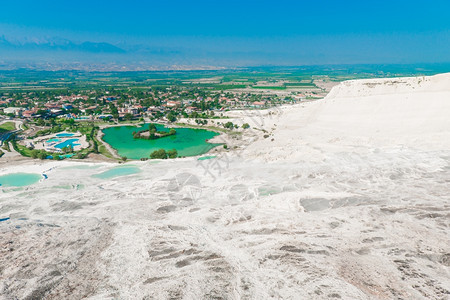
left=1, top=74, right=449, bottom=299
left=245, top=73, right=450, bottom=161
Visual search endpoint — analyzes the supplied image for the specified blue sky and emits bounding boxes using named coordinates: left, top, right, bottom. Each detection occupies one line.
left=0, top=0, right=449, bottom=66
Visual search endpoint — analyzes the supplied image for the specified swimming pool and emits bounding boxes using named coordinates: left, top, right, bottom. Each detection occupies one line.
left=46, top=153, right=74, bottom=159
left=46, top=138, right=62, bottom=143
left=56, top=133, right=75, bottom=137
left=74, top=117, right=90, bottom=121
left=54, top=139, right=80, bottom=149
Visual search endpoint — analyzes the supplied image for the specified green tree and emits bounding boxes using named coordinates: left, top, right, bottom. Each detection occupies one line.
left=167, top=149, right=178, bottom=158
left=36, top=109, right=47, bottom=116
left=92, top=140, right=99, bottom=154
left=30, top=149, right=39, bottom=159
left=65, top=118, right=75, bottom=125
left=242, top=123, right=250, bottom=129
left=110, top=103, right=119, bottom=120
left=37, top=151, right=47, bottom=160
left=224, top=121, right=234, bottom=129
left=36, top=118, right=45, bottom=126
left=149, top=123, right=157, bottom=133
left=76, top=153, right=87, bottom=159
left=150, top=149, right=168, bottom=159
left=167, top=112, right=176, bottom=123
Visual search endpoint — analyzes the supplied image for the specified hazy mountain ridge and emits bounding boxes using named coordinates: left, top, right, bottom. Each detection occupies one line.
left=0, top=35, right=126, bottom=53
left=1, top=35, right=450, bottom=72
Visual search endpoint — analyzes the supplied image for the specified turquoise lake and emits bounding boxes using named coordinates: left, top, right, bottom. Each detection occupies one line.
left=0, top=173, right=41, bottom=187
left=102, top=124, right=221, bottom=160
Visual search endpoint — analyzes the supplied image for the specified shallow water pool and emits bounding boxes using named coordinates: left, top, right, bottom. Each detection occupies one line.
left=61, top=165, right=102, bottom=170
left=198, top=156, right=217, bottom=161
left=0, top=173, right=41, bottom=187
left=92, top=165, right=141, bottom=179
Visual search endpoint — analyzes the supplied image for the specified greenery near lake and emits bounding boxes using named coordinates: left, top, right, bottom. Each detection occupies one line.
left=102, top=124, right=221, bottom=159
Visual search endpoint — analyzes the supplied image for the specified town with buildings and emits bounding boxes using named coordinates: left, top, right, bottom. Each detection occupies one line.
left=0, top=86, right=323, bottom=123
left=0, top=77, right=327, bottom=161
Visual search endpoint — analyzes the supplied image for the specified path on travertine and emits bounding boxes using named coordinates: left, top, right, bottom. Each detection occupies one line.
left=96, top=129, right=121, bottom=159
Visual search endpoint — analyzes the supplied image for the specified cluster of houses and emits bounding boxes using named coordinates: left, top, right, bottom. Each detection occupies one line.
left=0, top=88, right=314, bottom=122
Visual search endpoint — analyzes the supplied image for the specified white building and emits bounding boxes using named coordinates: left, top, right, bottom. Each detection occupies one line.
left=3, top=107, right=23, bottom=116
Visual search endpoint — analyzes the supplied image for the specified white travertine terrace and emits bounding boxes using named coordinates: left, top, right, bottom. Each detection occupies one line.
left=1, top=73, right=449, bottom=299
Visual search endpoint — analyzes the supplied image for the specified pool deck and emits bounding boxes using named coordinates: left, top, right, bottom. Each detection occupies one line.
left=24, top=131, right=89, bottom=153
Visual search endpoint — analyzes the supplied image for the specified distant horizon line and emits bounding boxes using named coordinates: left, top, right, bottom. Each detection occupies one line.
left=1, top=62, right=450, bottom=73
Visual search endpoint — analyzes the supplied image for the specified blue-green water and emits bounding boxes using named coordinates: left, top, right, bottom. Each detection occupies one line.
left=92, top=165, right=141, bottom=179
left=0, top=173, right=41, bottom=187
left=198, top=155, right=217, bottom=161
left=46, top=138, right=61, bottom=143
left=46, top=154, right=74, bottom=160
left=61, top=165, right=101, bottom=170
left=56, top=133, right=75, bottom=137
left=102, top=124, right=221, bottom=160
left=55, top=138, right=80, bottom=149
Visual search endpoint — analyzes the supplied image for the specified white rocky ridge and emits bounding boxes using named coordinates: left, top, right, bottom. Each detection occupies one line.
left=0, top=74, right=449, bottom=299
left=244, top=73, right=450, bottom=161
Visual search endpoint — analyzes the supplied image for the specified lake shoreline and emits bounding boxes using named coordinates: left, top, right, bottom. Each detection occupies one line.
left=100, top=123, right=222, bottom=160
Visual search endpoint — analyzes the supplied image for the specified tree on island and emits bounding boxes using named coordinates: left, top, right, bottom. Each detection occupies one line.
left=149, top=123, right=157, bottom=132
left=133, top=123, right=176, bottom=140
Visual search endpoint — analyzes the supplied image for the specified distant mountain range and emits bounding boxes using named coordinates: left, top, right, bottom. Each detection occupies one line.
left=0, top=35, right=236, bottom=70
left=3, top=35, right=446, bottom=72
left=0, top=36, right=126, bottom=54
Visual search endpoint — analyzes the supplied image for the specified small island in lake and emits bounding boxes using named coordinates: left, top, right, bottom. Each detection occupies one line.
left=132, top=123, right=176, bottom=140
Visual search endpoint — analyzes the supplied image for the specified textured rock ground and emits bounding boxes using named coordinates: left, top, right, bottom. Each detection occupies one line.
left=1, top=74, right=449, bottom=299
